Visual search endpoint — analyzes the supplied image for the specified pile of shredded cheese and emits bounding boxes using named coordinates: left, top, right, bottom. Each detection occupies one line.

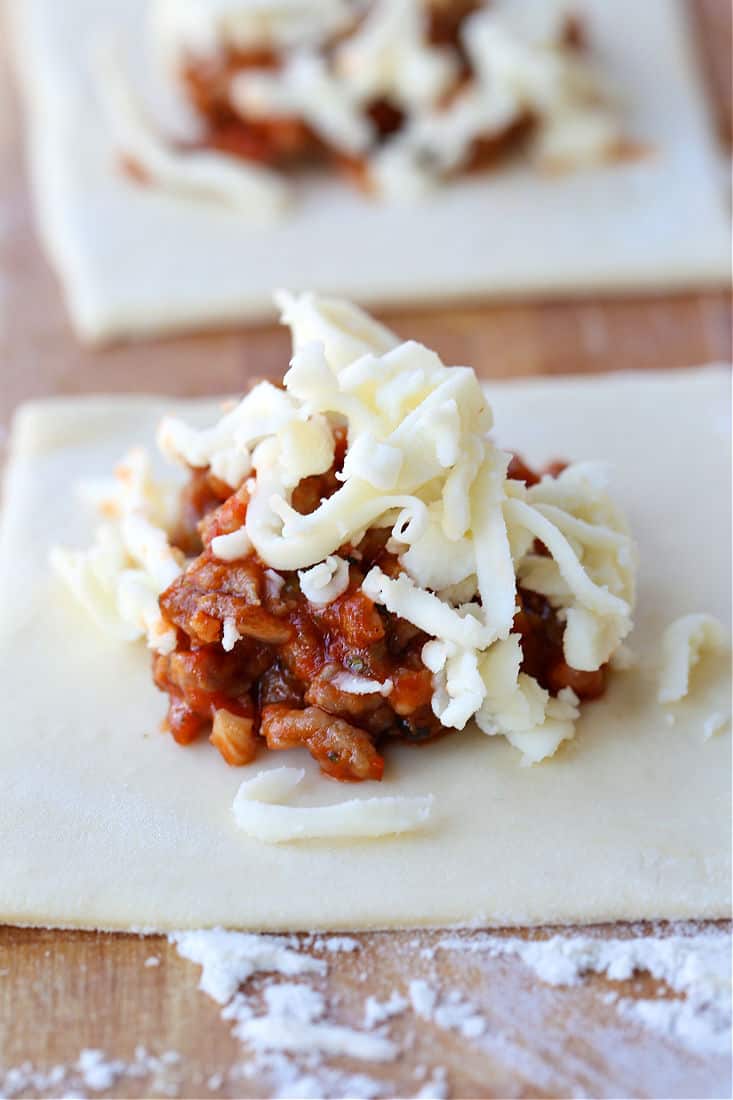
left=51, top=290, right=638, bottom=769
left=97, top=0, right=625, bottom=210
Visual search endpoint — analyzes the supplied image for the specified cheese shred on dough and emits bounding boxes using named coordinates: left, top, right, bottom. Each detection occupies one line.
left=232, top=767, right=434, bottom=842
left=658, top=613, right=729, bottom=704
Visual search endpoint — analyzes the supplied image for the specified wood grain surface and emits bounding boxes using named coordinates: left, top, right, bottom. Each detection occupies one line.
left=0, top=3, right=731, bottom=1098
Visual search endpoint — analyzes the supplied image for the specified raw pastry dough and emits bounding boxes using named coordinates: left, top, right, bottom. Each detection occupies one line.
left=0, top=367, right=729, bottom=931
left=9, top=0, right=731, bottom=342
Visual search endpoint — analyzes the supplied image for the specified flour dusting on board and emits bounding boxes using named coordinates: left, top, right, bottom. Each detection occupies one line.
left=1, top=925, right=729, bottom=1098
left=437, top=927, right=733, bottom=1056
left=164, top=924, right=730, bottom=1097
left=0, top=1047, right=183, bottom=1099
left=169, top=929, right=405, bottom=1097
left=409, top=980, right=486, bottom=1039
left=171, top=929, right=326, bottom=1003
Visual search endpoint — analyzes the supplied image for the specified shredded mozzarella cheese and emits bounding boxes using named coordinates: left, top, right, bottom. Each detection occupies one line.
left=232, top=767, right=434, bottom=842
left=151, top=0, right=357, bottom=62
left=222, top=616, right=243, bottom=652
left=211, top=527, right=253, bottom=562
left=331, top=672, right=393, bottom=697
left=93, top=41, right=288, bottom=215
left=51, top=291, right=638, bottom=766
left=275, top=290, right=399, bottom=371
left=50, top=449, right=183, bottom=653
left=298, top=556, right=350, bottom=606
left=157, top=382, right=300, bottom=489
left=232, top=53, right=373, bottom=156
left=702, top=711, right=730, bottom=741
left=658, top=614, right=729, bottom=704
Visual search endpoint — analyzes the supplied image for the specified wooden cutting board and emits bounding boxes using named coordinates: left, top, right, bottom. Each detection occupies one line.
left=0, top=4, right=730, bottom=1097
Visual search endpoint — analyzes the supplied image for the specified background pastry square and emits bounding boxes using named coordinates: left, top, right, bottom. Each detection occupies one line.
left=9, top=0, right=731, bottom=341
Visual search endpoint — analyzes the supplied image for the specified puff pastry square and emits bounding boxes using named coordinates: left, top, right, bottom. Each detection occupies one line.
left=0, top=367, right=729, bottom=931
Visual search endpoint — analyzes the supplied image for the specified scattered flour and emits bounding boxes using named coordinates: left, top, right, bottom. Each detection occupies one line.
left=414, top=1066, right=450, bottom=1099
left=0, top=1064, right=68, bottom=1099
left=616, top=991, right=731, bottom=1056
left=364, top=991, right=409, bottom=1028
left=169, top=929, right=325, bottom=1003
left=437, top=928, right=732, bottom=1055
left=433, top=992, right=486, bottom=1040
left=408, top=979, right=438, bottom=1019
left=230, top=981, right=398, bottom=1061
left=169, top=929, right=404, bottom=1097
left=318, top=935, right=360, bottom=953
left=0, top=1046, right=182, bottom=1099
left=76, top=1051, right=126, bottom=1092
left=233, top=1052, right=391, bottom=1099
left=408, top=980, right=485, bottom=1039
left=2, top=925, right=728, bottom=1098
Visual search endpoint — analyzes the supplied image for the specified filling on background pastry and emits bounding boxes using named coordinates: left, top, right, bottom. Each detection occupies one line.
left=97, top=0, right=632, bottom=208
left=52, top=292, right=637, bottom=781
